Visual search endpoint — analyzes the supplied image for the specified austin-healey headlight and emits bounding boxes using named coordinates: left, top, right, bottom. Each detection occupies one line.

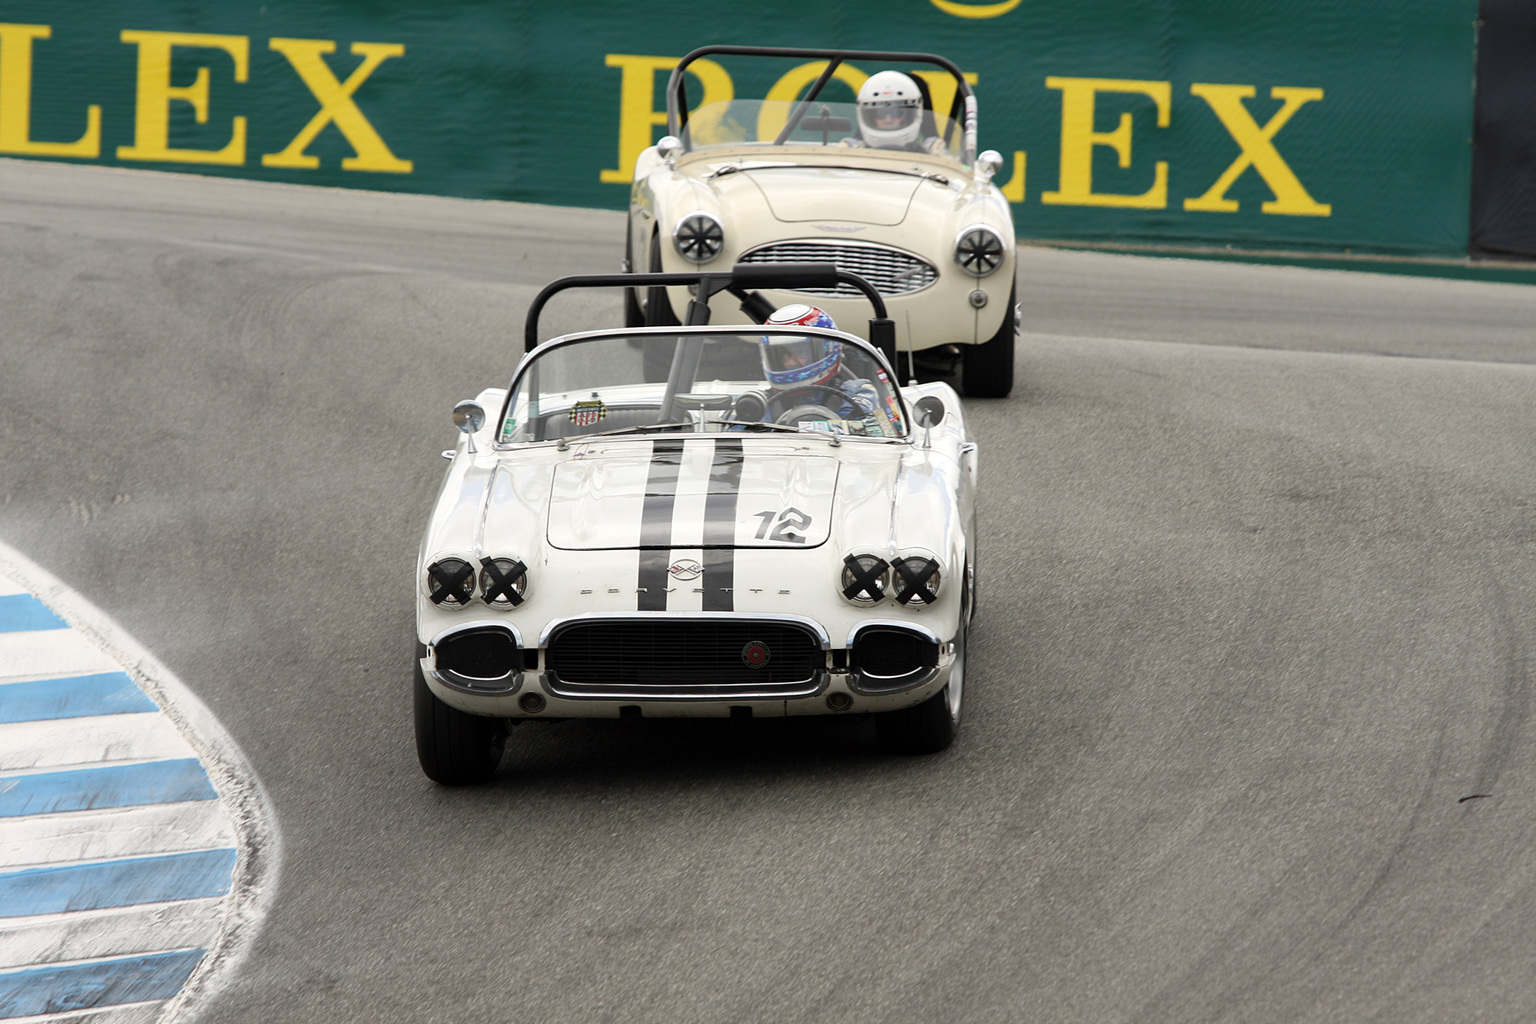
left=425, top=557, right=476, bottom=608
left=892, top=556, right=942, bottom=606
left=478, top=556, right=528, bottom=608
left=954, top=225, right=1004, bottom=277
left=674, top=212, right=724, bottom=263
left=841, top=554, right=891, bottom=605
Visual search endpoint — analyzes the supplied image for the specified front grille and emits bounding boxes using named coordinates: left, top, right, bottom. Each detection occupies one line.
left=852, top=626, right=939, bottom=688
left=738, top=241, right=938, bottom=296
left=546, top=618, right=824, bottom=699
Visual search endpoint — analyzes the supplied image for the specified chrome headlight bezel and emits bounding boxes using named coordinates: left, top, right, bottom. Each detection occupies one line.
left=840, top=553, right=891, bottom=606
left=892, top=553, right=943, bottom=607
left=673, top=211, right=725, bottom=264
left=954, top=224, right=1005, bottom=278
left=477, top=556, right=529, bottom=608
left=423, top=554, right=478, bottom=609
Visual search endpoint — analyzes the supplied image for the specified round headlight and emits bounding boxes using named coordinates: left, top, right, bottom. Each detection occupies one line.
left=478, top=556, right=528, bottom=608
left=892, top=557, right=942, bottom=606
left=954, top=225, right=1004, bottom=277
left=841, top=554, right=890, bottom=605
left=425, top=557, right=476, bottom=608
left=674, top=212, right=724, bottom=263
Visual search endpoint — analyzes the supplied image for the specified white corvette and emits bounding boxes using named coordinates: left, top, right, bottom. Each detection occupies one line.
left=625, top=45, right=1018, bottom=398
left=415, top=264, right=978, bottom=784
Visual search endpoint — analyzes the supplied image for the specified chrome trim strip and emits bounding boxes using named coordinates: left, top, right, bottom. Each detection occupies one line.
left=540, top=671, right=828, bottom=703
left=844, top=618, right=941, bottom=651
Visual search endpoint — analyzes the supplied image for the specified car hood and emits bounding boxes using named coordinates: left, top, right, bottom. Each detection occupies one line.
left=721, top=166, right=925, bottom=226
left=543, top=445, right=842, bottom=550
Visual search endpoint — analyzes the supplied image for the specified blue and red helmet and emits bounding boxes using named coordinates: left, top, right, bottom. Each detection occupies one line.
left=760, top=304, right=842, bottom=389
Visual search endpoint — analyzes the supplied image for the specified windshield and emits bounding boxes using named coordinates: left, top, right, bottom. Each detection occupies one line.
left=683, top=99, right=966, bottom=163
left=499, top=329, right=908, bottom=445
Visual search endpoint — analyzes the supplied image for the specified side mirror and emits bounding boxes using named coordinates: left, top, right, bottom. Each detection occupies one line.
left=452, top=400, right=486, bottom=454
left=914, top=396, right=945, bottom=429
left=657, top=135, right=683, bottom=164
left=976, top=149, right=1003, bottom=183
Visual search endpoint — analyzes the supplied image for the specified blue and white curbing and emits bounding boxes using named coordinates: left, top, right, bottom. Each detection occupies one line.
left=0, top=542, right=278, bottom=1022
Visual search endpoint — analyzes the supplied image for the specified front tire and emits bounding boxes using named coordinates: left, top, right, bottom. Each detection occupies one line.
left=876, top=609, right=967, bottom=755
left=642, top=233, right=681, bottom=381
left=623, top=225, right=645, bottom=328
left=414, top=646, right=507, bottom=785
left=961, top=283, right=1016, bottom=398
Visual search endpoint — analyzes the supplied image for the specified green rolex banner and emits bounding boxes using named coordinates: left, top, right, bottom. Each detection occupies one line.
left=0, top=1, right=1477, bottom=258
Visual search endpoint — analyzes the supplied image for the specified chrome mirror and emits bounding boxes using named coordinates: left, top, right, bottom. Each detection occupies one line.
left=914, top=396, right=945, bottom=428
left=657, top=135, right=683, bottom=164
left=452, top=400, right=486, bottom=454
left=976, top=150, right=1003, bottom=183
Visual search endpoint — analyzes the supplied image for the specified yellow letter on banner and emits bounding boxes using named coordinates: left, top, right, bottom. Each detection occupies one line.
left=263, top=39, right=411, bottom=173
left=911, top=69, right=979, bottom=131
left=117, top=30, right=248, bottom=165
left=1041, top=76, right=1170, bottom=209
left=600, top=54, right=731, bottom=184
left=1184, top=84, right=1330, bottom=216
left=0, top=23, right=100, bottom=157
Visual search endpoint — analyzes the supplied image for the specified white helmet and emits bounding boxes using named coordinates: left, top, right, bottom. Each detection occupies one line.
left=857, top=71, right=924, bottom=149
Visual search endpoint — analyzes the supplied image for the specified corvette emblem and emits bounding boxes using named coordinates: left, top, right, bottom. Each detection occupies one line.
left=668, top=559, right=703, bottom=580
left=741, top=641, right=771, bottom=669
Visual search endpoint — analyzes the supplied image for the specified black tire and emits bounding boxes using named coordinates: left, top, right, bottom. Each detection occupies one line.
left=413, top=646, right=507, bottom=785
left=623, top=224, right=644, bottom=328
left=644, top=233, right=679, bottom=327
left=961, top=283, right=1016, bottom=398
left=875, top=605, right=967, bottom=755
left=641, top=233, right=681, bottom=381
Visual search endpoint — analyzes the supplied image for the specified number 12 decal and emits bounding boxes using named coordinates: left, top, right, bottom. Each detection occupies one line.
left=752, top=507, right=812, bottom=543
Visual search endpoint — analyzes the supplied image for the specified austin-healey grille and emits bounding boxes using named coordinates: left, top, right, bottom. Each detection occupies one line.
left=738, top=241, right=938, bottom=296
left=545, top=618, right=824, bottom=699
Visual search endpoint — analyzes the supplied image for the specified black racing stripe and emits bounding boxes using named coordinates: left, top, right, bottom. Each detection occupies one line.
left=638, top=438, right=686, bottom=611
left=701, top=438, right=744, bottom=612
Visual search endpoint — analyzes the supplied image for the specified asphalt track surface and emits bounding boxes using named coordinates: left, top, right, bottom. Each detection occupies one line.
left=3, top=157, right=1535, bottom=1023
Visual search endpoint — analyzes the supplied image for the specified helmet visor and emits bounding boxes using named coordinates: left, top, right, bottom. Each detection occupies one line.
left=860, top=102, right=919, bottom=132
left=763, top=336, right=830, bottom=372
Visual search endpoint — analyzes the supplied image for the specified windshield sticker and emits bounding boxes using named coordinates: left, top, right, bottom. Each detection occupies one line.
left=569, top=400, right=607, bottom=428
left=500, top=419, right=518, bottom=440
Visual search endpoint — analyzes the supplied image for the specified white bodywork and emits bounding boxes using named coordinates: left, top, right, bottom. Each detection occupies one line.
left=415, top=326, right=978, bottom=722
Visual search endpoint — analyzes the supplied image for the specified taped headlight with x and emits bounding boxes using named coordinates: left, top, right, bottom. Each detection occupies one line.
left=841, top=554, right=890, bottom=604
left=426, top=558, right=476, bottom=607
left=478, top=556, right=528, bottom=608
left=893, top=557, right=942, bottom=606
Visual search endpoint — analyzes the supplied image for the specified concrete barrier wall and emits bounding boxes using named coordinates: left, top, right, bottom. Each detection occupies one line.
left=0, top=1, right=1478, bottom=258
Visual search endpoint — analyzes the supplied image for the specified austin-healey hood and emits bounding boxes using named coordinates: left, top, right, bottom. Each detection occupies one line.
left=720, top=166, right=925, bottom=226
left=544, top=443, right=844, bottom=550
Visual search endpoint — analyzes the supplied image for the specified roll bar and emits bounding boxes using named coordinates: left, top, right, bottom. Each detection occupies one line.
left=664, top=45, right=976, bottom=164
left=523, top=262, right=896, bottom=363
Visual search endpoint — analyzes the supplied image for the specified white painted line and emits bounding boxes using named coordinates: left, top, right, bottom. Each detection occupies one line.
left=0, top=899, right=224, bottom=969
left=0, top=541, right=280, bottom=1023
left=6, top=1001, right=165, bottom=1024
left=0, top=715, right=193, bottom=774
left=0, top=633, right=118, bottom=685
left=0, top=804, right=237, bottom=872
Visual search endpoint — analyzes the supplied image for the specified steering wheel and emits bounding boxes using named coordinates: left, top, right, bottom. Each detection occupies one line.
left=765, top=384, right=854, bottom=420
left=776, top=404, right=842, bottom=426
